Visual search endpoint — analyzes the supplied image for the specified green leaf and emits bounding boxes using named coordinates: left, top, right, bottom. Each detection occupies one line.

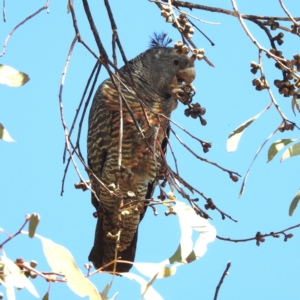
left=289, top=189, right=300, bottom=216
left=28, top=214, right=40, bottom=238
left=42, top=291, right=49, bottom=300
left=1, top=256, right=39, bottom=298
left=281, top=142, right=300, bottom=162
left=0, top=123, right=15, bottom=142
left=0, top=64, right=30, bottom=87
left=227, top=110, right=265, bottom=152
left=267, top=139, right=297, bottom=162
left=38, top=236, right=101, bottom=300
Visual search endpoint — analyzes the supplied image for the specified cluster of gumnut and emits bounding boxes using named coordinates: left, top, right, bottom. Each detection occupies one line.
left=174, top=41, right=205, bottom=61
left=251, top=47, right=300, bottom=100
left=272, top=51, right=300, bottom=98
left=173, top=41, right=207, bottom=126
left=160, top=6, right=195, bottom=40
left=14, top=258, right=39, bottom=279
left=278, top=122, right=295, bottom=132
left=251, top=62, right=268, bottom=91
left=291, top=23, right=300, bottom=36
left=250, top=19, right=300, bottom=98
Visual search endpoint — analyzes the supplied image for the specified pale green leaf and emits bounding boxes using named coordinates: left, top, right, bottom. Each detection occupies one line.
left=3, top=1, right=6, bottom=22
left=289, top=189, right=300, bottom=216
left=1, top=256, right=39, bottom=298
left=169, top=201, right=216, bottom=263
left=0, top=64, right=30, bottom=87
left=292, top=94, right=298, bottom=116
left=102, top=282, right=118, bottom=300
left=28, top=214, right=40, bottom=238
left=133, top=263, right=176, bottom=279
left=3, top=260, right=15, bottom=300
left=38, top=236, right=101, bottom=300
left=0, top=123, right=15, bottom=142
left=42, top=291, right=49, bottom=300
left=142, top=272, right=159, bottom=299
left=267, top=139, right=297, bottom=162
left=102, top=282, right=111, bottom=298
left=156, top=265, right=176, bottom=278
left=239, top=128, right=278, bottom=197
left=122, top=272, right=163, bottom=300
left=281, top=142, right=300, bottom=162
left=227, top=110, right=265, bottom=152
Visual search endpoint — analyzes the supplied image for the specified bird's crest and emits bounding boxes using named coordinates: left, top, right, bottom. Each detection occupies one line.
left=149, top=32, right=173, bottom=48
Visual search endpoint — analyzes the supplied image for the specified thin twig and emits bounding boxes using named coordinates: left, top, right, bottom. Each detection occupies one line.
left=0, top=216, right=29, bottom=248
left=58, top=36, right=94, bottom=196
left=278, top=0, right=299, bottom=27
left=214, top=261, right=231, bottom=300
left=0, top=0, right=50, bottom=56
left=170, top=127, right=240, bottom=177
left=63, top=62, right=99, bottom=163
left=171, top=1, right=300, bottom=21
left=217, top=223, right=300, bottom=243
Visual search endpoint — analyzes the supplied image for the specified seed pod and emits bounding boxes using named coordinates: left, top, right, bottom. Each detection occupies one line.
left=279, top=87, right=289, bottom=94
left=203, top=147, right=209, bottom=153
left=191, top=112, right=198, bottom=119
left=294, top=53, right=300, bottom=60
left=200, top=118, right=207, bottom=126
left=230, top=175, right=239, bottom=182
left=29, top=271, right=37, bottom=279
left=277, top=39, right=284, bottom=46
left=278, top=32, right=284, bottom=38
left=252, top=78, right=261, bottom=86
left=127, top=191, right=136, bottom=198
left=166, top=16, right=173, bottom=23
left=174, top=41, right=184, bottom=48
left=30, top=260, right=38, bottom=268
left=198, top=48, right=205, bottom=55
left=181, top=45, right=189, bottom=53
left=108, top=184, right=116, bottom=192
left=161, top=10, right=169, bottom=18
left=199, top=108, right=206, bottom=115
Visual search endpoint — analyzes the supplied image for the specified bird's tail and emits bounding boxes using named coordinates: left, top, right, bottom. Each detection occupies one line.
left=89, top=212, right=140, bottom=273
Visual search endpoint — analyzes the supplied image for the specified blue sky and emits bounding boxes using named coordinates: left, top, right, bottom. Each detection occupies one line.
left=1, top=1, right=300, bottom=299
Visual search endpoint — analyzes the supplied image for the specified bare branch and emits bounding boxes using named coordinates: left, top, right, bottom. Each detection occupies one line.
left=0, top=0, right=50, bottom=56
left=214, top=261, right=231, bottom=300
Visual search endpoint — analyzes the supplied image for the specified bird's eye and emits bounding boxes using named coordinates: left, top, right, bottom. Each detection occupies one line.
left=173, top=59, right=179, bottom=65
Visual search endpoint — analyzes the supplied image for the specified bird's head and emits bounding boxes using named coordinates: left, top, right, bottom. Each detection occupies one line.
left=128, top=46, right=196, bottom=114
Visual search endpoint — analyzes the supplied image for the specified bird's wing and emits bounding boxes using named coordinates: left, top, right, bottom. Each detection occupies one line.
left=87, top=81, right=113, bottom=209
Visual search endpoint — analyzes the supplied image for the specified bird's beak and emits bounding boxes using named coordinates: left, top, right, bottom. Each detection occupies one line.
left=177, top=67, right=196, bottom=84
